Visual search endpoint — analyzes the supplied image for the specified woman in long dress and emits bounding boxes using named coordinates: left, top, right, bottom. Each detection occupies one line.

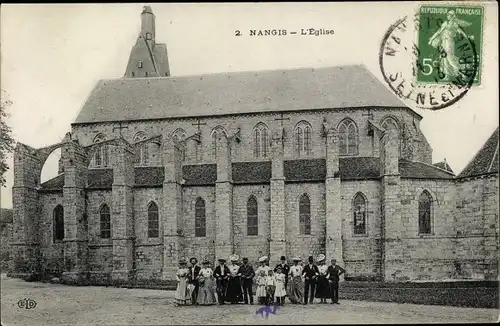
left=225, top=255, right=243, bottom=304
left=314, top=254, right=331, bottom=303
left=174, top=259, right=191, bottom=306
left=287, top=257, right=304, bottom=304
left=274, top=266, right=287, bottom=305
left=197, top=260, right=217, bottom=305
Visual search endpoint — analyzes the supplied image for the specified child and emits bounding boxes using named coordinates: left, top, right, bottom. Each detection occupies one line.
left=266, top=270, right=276, bottom=305
left=274, top=266, right=287, bottom=305
left=256, top=270, right=267, bottom=305
left=174, top=259, right=191, bottom=306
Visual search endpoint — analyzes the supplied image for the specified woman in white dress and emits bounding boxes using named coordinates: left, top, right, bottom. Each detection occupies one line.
left=174, top=259, right=191, bottom=306
left=287, top=257, right=304, bottom=304
left=274, top=266, right=287, bottom=305
left=197, top=260, right=217, bottom=305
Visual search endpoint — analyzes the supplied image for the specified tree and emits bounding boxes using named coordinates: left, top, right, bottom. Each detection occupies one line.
left=0, top=90, right=16, bottom=187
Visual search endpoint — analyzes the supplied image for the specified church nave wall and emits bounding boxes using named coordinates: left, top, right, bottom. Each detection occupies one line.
left=39, top=193, right=65, bottom=277
left=284, top=183, right=326, bottom=261
left=182, top=186, right=217, bottom=262
left=232, top=184, right=271, bottom=265
left=340, top=180, right=382, bottom=280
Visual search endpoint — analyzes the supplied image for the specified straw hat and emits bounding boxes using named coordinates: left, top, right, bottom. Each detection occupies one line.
left=179, top=258, right=188, bottom=265
left=292, top=256, right=302, bottom=262
left=230, top=254, right=239, bottom=262
left=317, top=254, right=326, bottom=262
left=259, top=256, right=268, bottom=262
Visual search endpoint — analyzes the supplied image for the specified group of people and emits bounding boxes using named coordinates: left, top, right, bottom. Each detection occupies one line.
left=174, top=254, right=346, bottom=306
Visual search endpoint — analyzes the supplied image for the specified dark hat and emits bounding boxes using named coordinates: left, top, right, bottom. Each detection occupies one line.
left=218, top=258, right=227, bottom=263
left=202, top=260, right=210, bottom=265
left=308, top=256, right=314, bottom=262
left=179, top=258, right=187, bottom=265
left=242, top=257, right=249, bottom=261
left=190, top=257, right=198, bottom=263
left=280, top=256, right=286, bottom=260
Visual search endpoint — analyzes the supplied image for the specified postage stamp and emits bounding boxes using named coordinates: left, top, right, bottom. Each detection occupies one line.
left=379, top=8, right=479, bottom=111
left=417, top=4, right=484, bottom=86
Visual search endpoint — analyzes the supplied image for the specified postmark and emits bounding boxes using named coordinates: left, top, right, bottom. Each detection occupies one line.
left=379, top=8, right=479, bottom=111
left=417, top=5, right=483, bottom=86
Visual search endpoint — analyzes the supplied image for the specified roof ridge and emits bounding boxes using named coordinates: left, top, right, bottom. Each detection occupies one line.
left=98, top=64, right=368, bottom=83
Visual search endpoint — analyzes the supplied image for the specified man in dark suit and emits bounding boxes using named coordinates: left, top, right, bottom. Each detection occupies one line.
left=213, top=258, right=231, bottom=305
left=238, top=257, right=255, bottom=304
left=274, top=256, right=290, bottom=290
left=327, top=259, right=346, bottom=304
left=188, top=257, right=201, bottom=305
left=302, top=255, right=320, bottom=304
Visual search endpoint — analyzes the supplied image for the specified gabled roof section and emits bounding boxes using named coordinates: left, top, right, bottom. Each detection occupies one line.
left=458, top=127, right=499, bottom=179
left=74, top=65, right=411, bottom=124
left=433, top=159, right=454, bottom=174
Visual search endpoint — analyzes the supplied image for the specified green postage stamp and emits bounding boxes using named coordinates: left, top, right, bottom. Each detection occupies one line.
left=417, top=4, right=484, bottom=86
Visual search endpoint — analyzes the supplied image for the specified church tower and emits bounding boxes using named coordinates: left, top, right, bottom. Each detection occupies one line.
left=124, top=5, right=170, bottom=78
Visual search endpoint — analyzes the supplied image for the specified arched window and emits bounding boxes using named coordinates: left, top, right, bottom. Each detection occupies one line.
left=100, top=204, right=111, bottom=239
left=381, top=116, right=402, bottom=153
left=295, top=121, right=312, bottom=156
left=418, top=190, right=432, bottom=234
left=381, top=116, right=399, bottom=131
left=211, top=127, right=227, bottom=160
left=134, top=132, right=149, bottom=165
left=247, top=196, right=258, bottom=236
left=148, top=202, right=159, bottom=238
left=92, top=133, right=109, bottom=167
left=299, top=194, right=311, bottom=235
left=53, top=205, right=64, bottom=242
left=195, top=197, right=206, bottom=237
left=338, top=119, right=358, bottom=156
left=353, top=193, right=367, bottom=235
left=253, top=123, right=269, bottom=158
left=172, top=128, right=187, bottom=161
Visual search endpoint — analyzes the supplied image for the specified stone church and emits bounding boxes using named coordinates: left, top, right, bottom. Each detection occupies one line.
left=10, top=6, right=498, bottom=284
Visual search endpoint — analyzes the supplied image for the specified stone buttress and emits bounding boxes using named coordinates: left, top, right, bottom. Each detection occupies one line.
left=269, top=134, right=286, bottom=266
left=379, top=127, right=403, bottom=281
left=162, top=135, right=184, bottom=280
left=214, top=131, right=234, bottom=260
left=325, top=128, right=343, bottom=265
left=110, top=138, right=136, bottom=282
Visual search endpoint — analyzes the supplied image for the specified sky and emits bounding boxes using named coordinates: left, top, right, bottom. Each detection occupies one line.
left=1, top=2, right=498, bottom=209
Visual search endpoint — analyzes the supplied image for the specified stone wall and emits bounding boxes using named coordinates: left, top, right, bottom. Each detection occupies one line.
left=232, top=184, right=270, bottom=265
left=341, top=180, right=382, bottom=279
left=284, top=182, right=326, bottom=260
left=182, top=186, right=216, bottom=262
left=71, top=108, right=430, bottom=164
left=134, top=188, right=163, bottom=280
left=39, top=193, right=65, bottom=276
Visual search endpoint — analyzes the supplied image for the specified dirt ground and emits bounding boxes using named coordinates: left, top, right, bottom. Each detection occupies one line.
left=1, top=274, right=498, bottom=325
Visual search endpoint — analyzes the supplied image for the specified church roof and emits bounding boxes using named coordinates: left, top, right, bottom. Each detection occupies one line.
left=40, top=157, right=456, bottom=191
left=458, top=127, right=499, bottom=179
left=73, top=65, right=412, bottom=124
left=433, top=160, right=454, bottom=174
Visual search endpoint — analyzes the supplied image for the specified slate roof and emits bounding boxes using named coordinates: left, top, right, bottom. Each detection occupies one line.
left=74, top=65, right=408, bottom=124
left=39, top=155, right=460, bottom=191
left=284, top=159, right=326, bottom=181
left=87, top=169, right=114, bottom=188
left=135, top=167, right=164, bottom=186
left=433, top=160, right=454, bottom=174
left=339, top=157, right=381, bottom=180
left=40, top=173, right=65, bottom=190
left=182, top=164, right=217, bottom=185
left=232, top=162, right=272, bottom=184
left=400, top=159, right=455, bottom=179
left=458, top=127, right=499, bottom=178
